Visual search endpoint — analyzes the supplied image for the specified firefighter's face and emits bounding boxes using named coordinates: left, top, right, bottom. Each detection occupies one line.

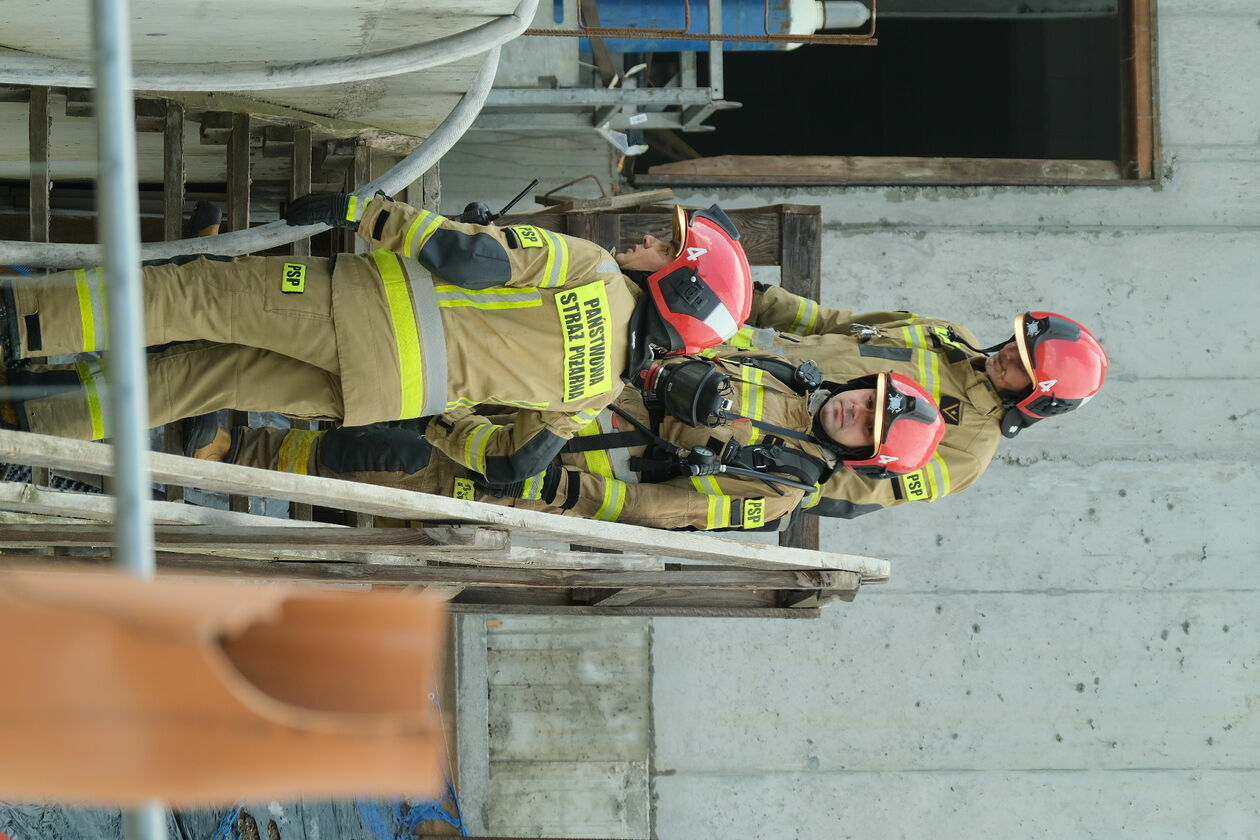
left=616, top=234, right=674, bottom=271
left=819, top=388, right=877, bottom=449
left=985, top=341, right=1033, bottom=394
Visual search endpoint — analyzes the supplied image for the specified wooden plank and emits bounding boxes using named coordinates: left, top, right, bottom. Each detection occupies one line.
left=125, top=555, right=857, bottom=591
left=448, top=603, right=820, bottom=618
left=0, top=430, right=890, bottom=579
left=559, top=189, right=675, bottom=214
left=641, top=155, right=1123, bottom=186
left=0, top=481, right=336, bottom=527
left=1129, top=0, right=1156, bottom=180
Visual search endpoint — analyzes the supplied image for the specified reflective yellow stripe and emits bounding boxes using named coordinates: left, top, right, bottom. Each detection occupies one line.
left=690, top=475, right=731, bottom=529
left=75, top=361, right=106, bottom=440
left=593, top=479, right=627, bottom=521
left=345, top=195, right=358, bottom=222
left=576, top=421, right=615, bottom=478
left=924, top=452, right=952, bottom=500
left=74, top=268, right=108, bottom=352
left=371, top=249, right=423, bottom=419
left=901, top=325, right=941, bottom=400
left=520, top=472, right=543, bottom=500
left=540, top=229, right=570, bottom=288
left=792, top=297, right=819, bottom=334
left=739, top=368, right=765, bottom=445
left=403, top=209, right=444, bottom=258
left=698, top=348, right=719, bottom=358
left=276, top=429, right=320, bottom=475
left=435, top=285, right=541, bottom=309
left=728, top=327, right=757, bottom=349
left=464, top=423, right=497, bottom=473
left=802, top=484, right=822, bottom=510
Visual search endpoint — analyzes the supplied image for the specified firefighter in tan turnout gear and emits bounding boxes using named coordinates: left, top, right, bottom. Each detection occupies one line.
left=0, top=195, right=752, bottom=485
left=200, top=352, right=945, bottom=532
left=724, top=284, right=1108, bottom=518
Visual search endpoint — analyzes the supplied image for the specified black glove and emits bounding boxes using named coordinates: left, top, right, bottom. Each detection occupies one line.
left=282, top=192, right=359, bottom=230
left=475, top=465, right=563, bottom=502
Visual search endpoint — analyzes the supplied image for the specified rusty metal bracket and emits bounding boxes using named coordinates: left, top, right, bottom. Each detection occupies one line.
left=527, top=0, right=877, bottom=46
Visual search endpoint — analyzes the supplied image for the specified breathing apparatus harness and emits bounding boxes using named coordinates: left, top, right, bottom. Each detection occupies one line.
left=562, top=356, right=835, bottom=495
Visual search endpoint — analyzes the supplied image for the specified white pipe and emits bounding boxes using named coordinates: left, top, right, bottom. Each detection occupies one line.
left=0, top=46, right=502, bottom=269
left=0, top=0, right=536, bottom=91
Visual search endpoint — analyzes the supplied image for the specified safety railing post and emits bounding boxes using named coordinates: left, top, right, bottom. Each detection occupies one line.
left=91, top=0, right=164, bottom=837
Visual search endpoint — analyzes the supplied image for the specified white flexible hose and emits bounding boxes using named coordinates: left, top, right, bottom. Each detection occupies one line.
left=0, top=46, right=502, bottom=269
left=0, top=0, right=536, bottom=90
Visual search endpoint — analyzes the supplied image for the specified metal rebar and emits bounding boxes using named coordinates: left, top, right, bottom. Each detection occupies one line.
left=92, top=0, right=164, bottom=837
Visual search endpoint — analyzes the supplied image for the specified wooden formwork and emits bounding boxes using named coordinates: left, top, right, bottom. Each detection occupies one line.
left=0, top=430, right=889, bottom=618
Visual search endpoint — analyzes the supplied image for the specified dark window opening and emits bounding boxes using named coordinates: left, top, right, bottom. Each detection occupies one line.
left=640, top=16, right=1122, bottom=168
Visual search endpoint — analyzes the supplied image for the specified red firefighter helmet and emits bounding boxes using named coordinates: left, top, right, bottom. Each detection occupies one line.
left=1002, top=311, right=1108, bottom=438
left=646, top=205, right=752, bottom=355
left=842, top=373, right=946, bottom=480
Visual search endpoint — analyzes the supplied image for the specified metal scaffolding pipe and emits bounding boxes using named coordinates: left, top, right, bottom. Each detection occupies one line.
left=0, top=45, right=502, bottom=268
left=92, top=0, right=163, bottom=836
left=0, top=0, right=536, bottom=90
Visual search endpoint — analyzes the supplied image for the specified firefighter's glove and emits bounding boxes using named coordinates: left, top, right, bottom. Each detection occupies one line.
left=475, top=465, right=563, bottom=503
left=283, top=192, right=360, bottom=230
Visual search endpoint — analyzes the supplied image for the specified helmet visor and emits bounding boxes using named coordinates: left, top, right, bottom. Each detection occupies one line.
left=1012, top=312, right=1038, bottom=388
left=869, top=373, right=890, bottom=457
left=669, top=205, right=687, bottom=258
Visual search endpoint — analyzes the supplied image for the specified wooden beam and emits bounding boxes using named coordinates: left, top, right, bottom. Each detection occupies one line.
left=27, top=86, right=50, bottom=245
left=777, top=205, right=823, bottom=553
left=1128, top=0, right=1157, bottom=180
left=142, top=555, right=856, bottom=591
left=226, top=114, right=253, bottom=514
left=641, top=155, right=1123, bottom=186
left=161, top=101, right=185, bottom=243
left=0, top=430, right=889, bottom=579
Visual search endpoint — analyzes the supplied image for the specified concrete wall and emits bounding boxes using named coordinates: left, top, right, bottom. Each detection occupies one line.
left=648, top=2, right=1260, bottom=838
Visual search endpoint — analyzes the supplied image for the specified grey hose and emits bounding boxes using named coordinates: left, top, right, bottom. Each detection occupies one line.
left=0, top=46, right=502, bottom=269
left=0, top=0, right=536, bottom=90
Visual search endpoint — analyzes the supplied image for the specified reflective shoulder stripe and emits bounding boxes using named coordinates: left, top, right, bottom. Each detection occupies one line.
left=698, top=348, right=719, bottom=359
left=487, top=396, right=551, bottom=410
left=435, top=285, right=542, bottom=309
left=345, top=195, right=359, bottom=223
left=802, top=484, right=822, bottom=510
left=728, top=328, right=756, bottom=349
left=463, top=423, right=498, bottom=474
left=689, top=475, right=732, bottom=529
left=900, top=325, right=941, bottom=400
left=372, top=249, right=425, bottom=419
left=276, top=429, right=320, bottom=475
left=403, top=209, right=445, bottom=258
left=74, top=267, right=108, bottom=353
left=445, top=397, right=478, bottom=411
left=74, top=360, right=109, bottom=440
left=593, top=478, right=627, bottom=522
left=792, top=296, right=819, bottom=335
left=539, top=228, right=570, bottom=289
left=570, top=407, right=603, bottom=425
left=397, top=256, right=447, bottom=416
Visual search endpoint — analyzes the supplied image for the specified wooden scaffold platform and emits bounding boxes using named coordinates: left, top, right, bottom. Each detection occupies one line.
left=0, top=429, right=889, bottom=618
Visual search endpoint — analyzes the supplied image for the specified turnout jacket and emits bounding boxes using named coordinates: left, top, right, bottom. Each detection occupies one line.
left=722, top=285, right=1005, bottom=518
left=231, top=355, right=839, bottom=532
left=338, top=196, right=642, bottom=482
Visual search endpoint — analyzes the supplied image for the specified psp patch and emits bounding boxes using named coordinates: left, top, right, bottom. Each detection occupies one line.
left=939, top=395, right=963, bottom=426
left=280, top=262, right=307, bottom=294
left=898, top=469, right=933, bottom=502
left=453, top=478, right=476, bottom=500
left=509, top=225, right=545, bottom=249
left=741, top=497, right=766, bottom=529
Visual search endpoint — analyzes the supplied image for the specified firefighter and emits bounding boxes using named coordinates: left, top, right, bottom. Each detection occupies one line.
left=0, top=195, right=753, bottom=484
left=200, top=352, right=945, bottom=532
left=723, top=284, right=1109, bottom=517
